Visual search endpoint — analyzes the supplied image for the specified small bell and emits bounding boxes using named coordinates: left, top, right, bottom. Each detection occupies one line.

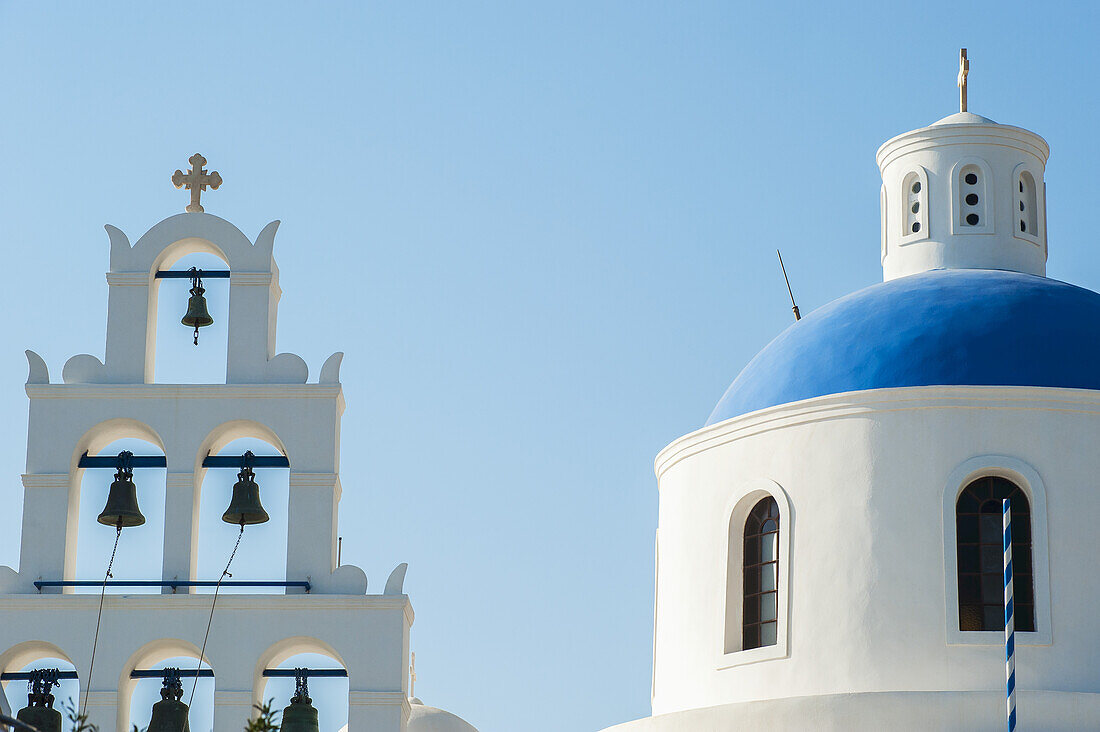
left=16, top=669, right=62, bottom=732
left=146, top=669, right=191, bottom=732
left=181, top=268, right=213, bottom=346
left=221, top=451, right=270, bottom=526
left=279, top=670, right=320, bottom=732
left=97, top=451, right=146, bottom=528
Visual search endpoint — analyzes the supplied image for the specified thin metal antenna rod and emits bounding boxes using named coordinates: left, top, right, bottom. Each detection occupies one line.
left=777, top=249, right=801, bottom=321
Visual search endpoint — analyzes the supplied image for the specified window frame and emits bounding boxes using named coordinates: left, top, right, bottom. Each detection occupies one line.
left=900, top=168, right=930, bottom=245
left=955, top=476, right=1035, bottom=633
left=950, top=157, right=995, bottom=235
left=1012, top=163, right=1044, bottom=248
left=742, top=497, right=781, bottom=650
left=942, top=456, right=1052, bottom=645
left=719, top=479, right=792, bottom=669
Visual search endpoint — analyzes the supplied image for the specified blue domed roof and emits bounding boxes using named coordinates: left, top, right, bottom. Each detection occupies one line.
left=707, top=269, right=1100, bottom=425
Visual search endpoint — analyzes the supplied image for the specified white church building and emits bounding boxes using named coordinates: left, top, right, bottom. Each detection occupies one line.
left=0, top=157, right=476, bottom=732
left=600, top=61, right=1100, bottom=730
left=5, top=54, right=1100, bottom=732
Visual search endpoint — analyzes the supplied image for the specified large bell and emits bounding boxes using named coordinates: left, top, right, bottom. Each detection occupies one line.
left=221, top=452, right=270, bottom=526
left=17, top=670, right=62, bottom=732
left=181, top=285, right=213, bottom=329
left=147, top=669, right=190, bottom=732
left=181, top=269, right=213, bottom=345
left=97, top=452, right=145, bottom=528
left=280, top=672, right=320, bottom=732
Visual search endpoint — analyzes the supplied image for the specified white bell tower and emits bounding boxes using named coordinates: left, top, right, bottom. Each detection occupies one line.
left=0, top=157, right=415, bottom=732
left=877, top=50, right=1050, bottom=281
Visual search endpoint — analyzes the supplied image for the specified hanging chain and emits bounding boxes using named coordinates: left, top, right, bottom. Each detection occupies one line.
left=189, top=523, right=245, bottom=707
left=27, top=669, right=60, bottom=708
left=80, top=524, right=122, bottom=716
left=291, top=668, right=311, bottom=704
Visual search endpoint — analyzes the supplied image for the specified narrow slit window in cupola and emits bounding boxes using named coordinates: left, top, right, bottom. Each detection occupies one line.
left=956, top=163, right=991, bottom=232
left=1017, top=172, right=1038, bottom=238
left=902, top=171, right=928, bottom=241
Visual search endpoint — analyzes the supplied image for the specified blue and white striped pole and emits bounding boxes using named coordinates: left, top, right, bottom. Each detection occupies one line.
left=1004, top=498, right=1016, bottom=732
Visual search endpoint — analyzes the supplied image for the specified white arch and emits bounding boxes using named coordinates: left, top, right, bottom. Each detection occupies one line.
left=0, top=641, right=78, bottom=722
left=251, top=637, right=347, bottom=716
left=718, top=478, right=792, bottom=668
left=950, top=156, right=995, bottom=235
left=900, top=167, right=930, bottom=243
left=99, top=214, right=287, bottom=385
left=942, top=455, right=1052, bottom=645
left=117, top=638, right=211, bottom=732
left=194, top=419, right=289, bottom=476
left=64, top=420, right=166, bottom=586
left=1012, top=161, right=1045, bottom=249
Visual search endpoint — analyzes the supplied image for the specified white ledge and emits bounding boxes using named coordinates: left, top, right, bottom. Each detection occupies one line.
left=0, top=593, right=410, bottom=612
left=26, top=383, right=343, bottom=400
left=656, top=385, right=1100, bottom=479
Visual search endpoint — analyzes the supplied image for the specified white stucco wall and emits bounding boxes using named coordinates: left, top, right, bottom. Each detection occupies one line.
left=877, top=115, right=1049, bottom=280
left=0, top=212, right=416, bottom=732
left=640, top=386, right=1100, bottom=729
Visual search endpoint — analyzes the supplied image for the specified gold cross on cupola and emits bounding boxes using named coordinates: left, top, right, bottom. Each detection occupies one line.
left=172, top=153, right=222, bottom=213
left=958, top=48, right=969, bottom=112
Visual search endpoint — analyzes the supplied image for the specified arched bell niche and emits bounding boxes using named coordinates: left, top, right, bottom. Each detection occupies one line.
left=74, top=435, right=166, bottom=594
left=195, top=434, right=289, bottom=593
left=152, top=251, right=230, bottom=384
left=0, top=643, right=79, bottom=725
left=122, top=641, right=214, bottom=732
left=256, top=640, right=348, bottom=732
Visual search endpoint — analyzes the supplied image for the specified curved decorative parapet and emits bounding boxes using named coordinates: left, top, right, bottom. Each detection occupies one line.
left=253, top=220, right=280, bottom=261
left=319, top=352, right=344, bottom=384
left=384, top=563, right=408, bottom=596
left=263, top=353, right=308, bottom=384
left=62, top=354, right=108, bottom=384
left=104, top=223, right=131, bottom=264
left=0, top=566, right=31, bottom=594
left=25, top=350, right=49, bottom=385
left=311, top=564, right=368, bottom=595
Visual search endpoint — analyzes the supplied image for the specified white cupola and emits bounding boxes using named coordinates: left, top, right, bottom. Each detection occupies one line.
left=876, top=54, right=1049, bottom=281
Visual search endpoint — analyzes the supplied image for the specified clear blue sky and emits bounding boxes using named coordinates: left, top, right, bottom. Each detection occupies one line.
left=2, top=2, right=1100, bottom=731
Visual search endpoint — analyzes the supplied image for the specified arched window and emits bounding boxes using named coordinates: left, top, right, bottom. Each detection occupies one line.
left=955, top=162, right=991, bottom=232
left=743, top=497, right=780, bottom=650
left=956, top=477, right=1035, bottom=632
left=901, top=170, right=928, bottom=241
left=1016, top=171, right=1039, bottom=240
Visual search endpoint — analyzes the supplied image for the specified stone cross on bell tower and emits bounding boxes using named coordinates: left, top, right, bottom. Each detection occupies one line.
left=171, top=153, right=223, bottom=213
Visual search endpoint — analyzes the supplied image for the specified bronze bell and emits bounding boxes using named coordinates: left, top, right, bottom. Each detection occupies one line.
left=97, top=452, right=145, bottom=528
left=147, top=669, right=190, bottom=732
left=17, top=670, right=62, bottom=732
left=221, top=452, right=270, bottom=526
left=181, top=269, right=213, bottom=345
left=280, top=671, right=319, bottom=732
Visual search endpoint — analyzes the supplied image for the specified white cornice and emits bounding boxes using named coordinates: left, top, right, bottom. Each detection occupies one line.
left=288, top=472, right=338, bottom=487
left=655, top=385, right=1100, bottom=480
left=349, top=691, right=409, bottom=708
left=230, top=272, right=274, bottom=286
left=21, top=473, right=69, bottom=488
left=105, top=273, right=150, bottom=287
left=0, top=594, right=411, bottom=612
left=26, top=384, right=342, bottom=400
left=876, top=123, right=1049, bottom=169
